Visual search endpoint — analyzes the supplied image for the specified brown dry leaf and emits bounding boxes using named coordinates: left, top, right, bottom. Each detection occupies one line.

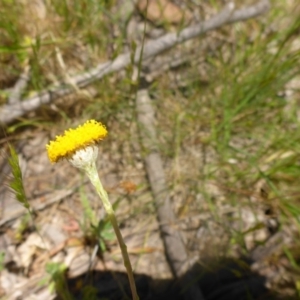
left=0, top=270, right=28, bottom=299
left=137, top=0, right=191, bottom=25
left=62, top=219, right=80, bottom=232
left=64, top=245, right=91, bottom=278
left=66, top=237, right=85, bottom=247
left=120, top=180, right=137, bottom=194
left=15, top=233, right=50, bottom=272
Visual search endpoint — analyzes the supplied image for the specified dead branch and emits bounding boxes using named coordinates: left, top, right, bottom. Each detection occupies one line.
left=0, top=189, right=74, bottom=227
left=8, top=66, right=31, bottom=105
left=136, top=86, right=205, bottom=300
left=0, top=0, right=270, bottom=125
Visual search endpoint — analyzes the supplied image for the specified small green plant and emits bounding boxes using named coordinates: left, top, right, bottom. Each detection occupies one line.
left=0, top=251, right=5, bottom=272
left=79, top=186, right=121, bottom=253
left=15, top=213, right=31, bottom=242
left=96, top=217, right=115, bottom=253
left=46, top=262, right=73, bottom=300
left=8, top=144, right=47, bottom=244
left=79, top=186, right=98, bottom=230
left=82, top=285, right=98, bottom=300
left=8, top=144, right=30, bottom=211
left=81, top=207, right=115, bottom=253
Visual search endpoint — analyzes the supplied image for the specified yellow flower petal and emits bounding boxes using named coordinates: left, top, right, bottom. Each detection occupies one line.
left=46, top=120, right=107, bottom=163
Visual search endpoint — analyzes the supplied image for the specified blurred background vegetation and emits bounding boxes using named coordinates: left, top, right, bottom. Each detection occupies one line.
left=1, top=0, right=300, bottom=299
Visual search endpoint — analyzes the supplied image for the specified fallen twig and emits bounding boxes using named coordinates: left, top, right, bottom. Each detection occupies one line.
left=8, top=66, right=30, bottom=105
left=136, top=86, right=205, bottom=300
left=0, top=189, right=74, bottom=227
left=0, top=0, right=270, bottom=124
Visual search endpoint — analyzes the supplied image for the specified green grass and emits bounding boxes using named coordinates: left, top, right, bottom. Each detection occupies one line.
left=2, top=0, right=300, bottom=298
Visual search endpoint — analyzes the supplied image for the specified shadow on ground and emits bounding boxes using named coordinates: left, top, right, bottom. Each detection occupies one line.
left=56, top=257, right=283, bottom=300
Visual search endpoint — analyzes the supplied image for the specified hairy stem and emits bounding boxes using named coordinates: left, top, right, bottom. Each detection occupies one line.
left=85, top=162, right=139, bottom=300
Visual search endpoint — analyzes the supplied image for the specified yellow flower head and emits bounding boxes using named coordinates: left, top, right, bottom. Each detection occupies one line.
left=46, top=120, right=107, bottom=163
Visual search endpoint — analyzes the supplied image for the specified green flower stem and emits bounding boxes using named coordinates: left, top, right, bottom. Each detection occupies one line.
left=85, top=162, right=139, bottom=300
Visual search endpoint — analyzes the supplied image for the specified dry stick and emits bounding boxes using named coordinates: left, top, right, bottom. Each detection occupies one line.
left=0, top=189, right=75, bottom=227
left=250, top=231, right=291, bottom=264
left=136, top=88, right=205, bottom=300
left=0, top=0, right=270, bottom=125
left=8, top=66, right=30, bottom=105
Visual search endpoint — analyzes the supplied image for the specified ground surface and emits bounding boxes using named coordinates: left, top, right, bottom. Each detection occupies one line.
left=1, top=0, right=300, bottom=299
